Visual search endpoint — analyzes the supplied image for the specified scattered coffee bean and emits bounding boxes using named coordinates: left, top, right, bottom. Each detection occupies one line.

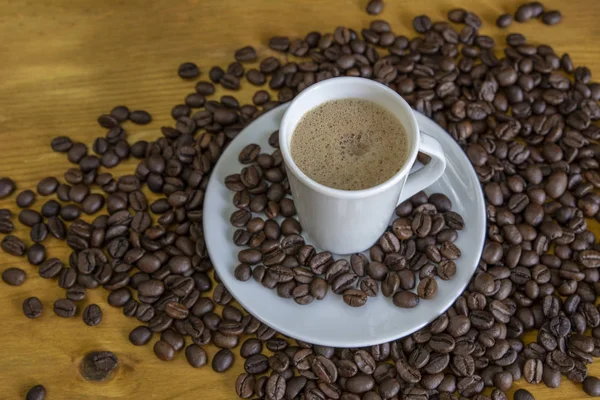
left=129, top=326, right=153, bottom=346
left=514, top=389, right=535, bottom=400
left=366, top=0, right=384, bottom=15
left=16, top=190, right=36, bottom=208
left=83, top=304, right=103, bottom=326
left=22, top=297, right=43, bottom=318
left=129, top=110, right=152, bottom=125
left=496, top=13, right=513, bottom=28
left=178, top=62, right=200, bottom=79
left=53, top=298, right=76, bottom=318
left=542, top=10, right=562, bottom=25
left=185, top=344, right=208, bottom=367
left=213, top=348, right=234, bottom=372
left=584, top=376, right=600, bottom=396
left=110, top=105, right=130, bottom=122
left=0, top=177, right=16, bottom=199
left=25, top=385, right=46, bottom=400
left=2, top=267, right=26, bottom=286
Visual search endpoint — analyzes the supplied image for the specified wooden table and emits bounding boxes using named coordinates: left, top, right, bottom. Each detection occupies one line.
left=0, top=0, right=599, bottom=398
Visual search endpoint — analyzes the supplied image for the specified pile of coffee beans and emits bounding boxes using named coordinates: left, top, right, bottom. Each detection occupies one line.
left=2, top=1, right=600, bottom=399
left=495, top=2, right=562, bottom=28
left=227, top=142, right=464, bottom=308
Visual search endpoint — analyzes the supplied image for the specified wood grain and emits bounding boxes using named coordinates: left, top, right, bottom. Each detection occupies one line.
left=0, top=0, right=599, bottom=398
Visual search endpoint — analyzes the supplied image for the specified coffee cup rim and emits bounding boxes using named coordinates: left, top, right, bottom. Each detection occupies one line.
left=279, top=76, right=420, bottom=199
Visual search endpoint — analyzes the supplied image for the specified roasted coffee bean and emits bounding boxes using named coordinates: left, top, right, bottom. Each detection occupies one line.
left=413, top=15, right=432, bottom=33
left=51, top=136, right=73, bottom=152
left=129, top=326, right=153, bottom=346
left=154, top=340, right=176, bottom=361
left=83, top=304, right=103, bottom=326
left=496, top=13, right=513, bottom=28
left=53, top=298, right=76, bottom=318
left=19, top=209, right=42, bottom=227
left=178, top=62, right=200, bottom=79
left=26, top=243, right=46, bottom=266
left=213, top=349, right=234, bottom=372
left=16, top=190, right=35, bottom=208
left=129, top=110, right=152, bottom=124
left=542, top=10, right=562, bottom=25
left=514, top=389, right=535, bottom=400
left=22, top=297, right=43, bottom=319
left=583, top=376, right=600, bottom=396
left=2, top=267, right=26, bottom=286
left=236, top=373, right=255, bottom=398
left=26, top=385, right=46, bottom=400
left=393, top=291, right=419, bottom=308
left=37, top=177, right=59, bottom=196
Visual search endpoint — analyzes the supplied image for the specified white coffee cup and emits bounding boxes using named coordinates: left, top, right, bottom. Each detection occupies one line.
left=280, top=77, right=446, bottom=254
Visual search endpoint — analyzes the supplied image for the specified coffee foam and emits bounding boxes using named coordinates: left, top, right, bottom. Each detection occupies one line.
left=290, top=98, right=409, bottom=190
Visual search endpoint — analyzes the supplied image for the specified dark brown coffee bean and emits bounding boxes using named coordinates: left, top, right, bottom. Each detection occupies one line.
left=269, top=36, right=290, bottom=52
left=413, top=15, right=432, bottom=33
left=53, top=298, right=76, bottom=318
left=25, top=385, right=46, bottom=400
left=129, top=110, right=152, bottom=124
left=393, top=291, right=419, bottom=308
left=16, top=190, right=35, bottom=208
left=178, top=62, right=200, bottom=79
left=1, top=235, right=26, bottom=256
left=514, top=389, right=535, bottom=400
left=82, top=304, right=102, bottom=326
left=496, top=13, right=513, bottom=28
left=213, top=348, right=234, bottom=372
left=22, top=297, right=43, bottom=319
left=51, top=136, right=73, bottom=152
left=2, top=267, right=26, bottom=286
left=542, top=10, right=562, bottom=25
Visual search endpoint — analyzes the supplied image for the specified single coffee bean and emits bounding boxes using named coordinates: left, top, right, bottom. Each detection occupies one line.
left=2, top=267, right=26, bottom=286
left=83, top=304, right=103, bottom=326
left=514, top=389, right=535, bottom=400
left=51, top=136, right=73, bottom=152
left=186, top=344, right=208, bottom=367
left=213, top=348, right=234, bottom=372
left=366, top=0, right=384, bottom=15
left=53, top=298, right=77, bottom=318
left=16, top=190, right=35, bottom=208
left=154, top=340, right=176, bottom=361
left=236, top=373, right=255, bottom=398
left=22, top=297, right=43, bottom=318
left=496, top=13, right=513, bottom=28
left=110, top=105, right=129, bottom=122
left=393, top=291, right=419, bottom=308
left=178, top=62, right=200, bottom=79
left=584, top=376, right=600, bottom=396
left=26, top=385, right=46, bottom=400
left=0, top=177, right=16, bottom=199
left=129, top=326, right=153, bottom=346
left=129, top=110, right=152, bottom=125
left=542, top=10, right=562, bottom=25
left=26, top=243, right=46, bottom=266
left=413, top=15, right=432, bottom=33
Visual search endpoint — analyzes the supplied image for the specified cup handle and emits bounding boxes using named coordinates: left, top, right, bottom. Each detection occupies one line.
left=398, top=131, right=447, bottom=204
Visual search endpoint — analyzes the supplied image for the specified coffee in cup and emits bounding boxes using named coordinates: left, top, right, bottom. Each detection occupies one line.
left=290, top=98, right=409, bottom=191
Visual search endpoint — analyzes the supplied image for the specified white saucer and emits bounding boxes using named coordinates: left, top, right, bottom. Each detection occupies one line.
left=203, top=104, right=486, bottom=347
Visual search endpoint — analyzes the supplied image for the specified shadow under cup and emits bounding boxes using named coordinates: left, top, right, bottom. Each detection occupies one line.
left=279, top=77, right=421, bottom=255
